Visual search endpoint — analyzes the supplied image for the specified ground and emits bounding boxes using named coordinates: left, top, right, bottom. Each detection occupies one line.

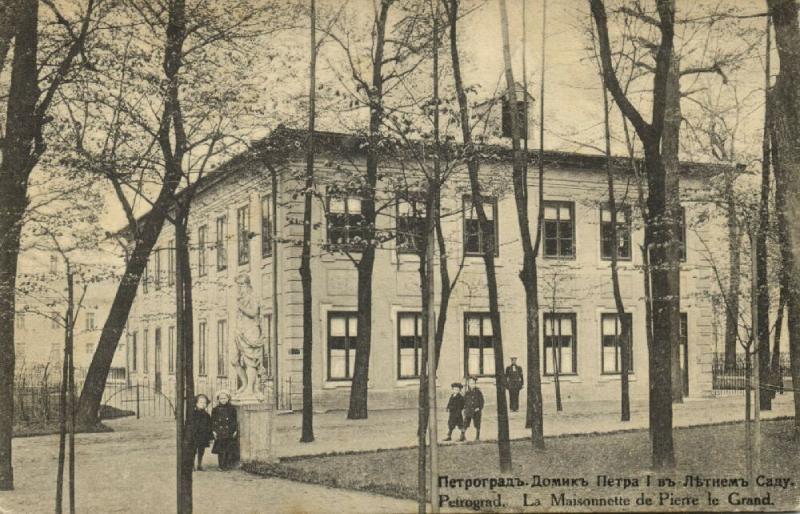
left=0, top=417, right=413, bottom=514
left=253, top=419, right=800, bottom=512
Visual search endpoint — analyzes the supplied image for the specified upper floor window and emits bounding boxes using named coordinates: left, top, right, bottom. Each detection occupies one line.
left=396, top=198, right=425, bottom=254
left=237, top=205, right=251, bottom=265
left=216, top=216, right=228, bottom=271
left=154, top=249, right=162, bottom=290
left=463, top=196, right=498, bottom=256
left=167, top=239, right=175, bottom=286
left=198, top=225, right=208, bottom=277
left=543, top=201, right=575, bottom=258
left=464, top=312, right=495, bottom=377
left=501, top=98, right=528, bottom=139
left=198, top=321, right=207, bottom=376
left=86, top=312, right=95, bottom=331
left=261, top=195, right=273, bottom=258
left=678, top=206, right=687, bottom=262
left=397, top=312, right=423, bottom=378
left=327, top=196, right=367, bottom=249
left=49, top=254, right=59, bottom=274
left=600, top=205, right=632, bottom=261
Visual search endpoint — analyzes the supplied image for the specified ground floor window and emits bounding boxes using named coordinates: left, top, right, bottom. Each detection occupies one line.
left=397, top=312, right=422, bottom=378
left=543, top=313, right=577, bottom=375
left=328, top=312, right=357, bottom=380
left=130, top=332, right=138, bottom=372
left=217, top=320, right=228, bottom=377
left=601, top=313, right=633, bottom=374
left=198, top=321, right=207, bottom=376
left=464, top=313, right=495, bottom=377
left=168, top=327, right=175, bottom=374
left=143, top=328, right=149, bottom=373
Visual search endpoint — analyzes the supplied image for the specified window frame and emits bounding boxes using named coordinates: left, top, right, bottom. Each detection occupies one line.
left=168, top=326, right=175, bottom=374
left=463, top=312, right=497, bottom=378
left=216, top=215, right=228, bottom=271
left=397, top=312, right=423, bottom=379
left=326, top=194, right=368, bottom=251
left=217, top=319, right=228, bottom=377
left=198, top=225, right=208, bottom=277
left=237, top=205, right=251, bottom=266
left=167, top=239, right=175, bottom=286
left=542, top=200, right=576, bottom=259
left=154, top=327, right=162, bottom=374
left=143, top=328, right=149, bottom=373
left=130, top=331, right=138, bottom=372
left=261, top=195, right=273, bottom=258
left=678, top=206, right=687, bottom=262
left=86, top=312, right=95, bottom=331
left=462, top=195, right=499, bottom=257
left=395, top=197, right=426, bottom=255
left=327, top=311, right=358, bottom=381
left=543, top=312, right=578, bottom=376
left=154, top=249, right=162, bottom=290
left=198, top=321, right=207, bottom=376
left=599, top=205, right=632, bottom=261
left=600, top=313, right=633, bottom=375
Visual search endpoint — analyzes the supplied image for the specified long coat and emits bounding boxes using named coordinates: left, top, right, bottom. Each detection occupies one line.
left=190, top=408, right=213, bottom=449
left=464, top=388, right=484, bottom=414
left=211, top=403, right=238, bottom=455
left=446, top=393, right=465, bottom=426
left=505, top=364, right=524, bottom=391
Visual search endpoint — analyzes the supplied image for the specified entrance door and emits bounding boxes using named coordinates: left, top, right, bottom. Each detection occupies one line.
left=154, top=328, right=162, bottom=393
left=679, top=314, right=688, bottom=397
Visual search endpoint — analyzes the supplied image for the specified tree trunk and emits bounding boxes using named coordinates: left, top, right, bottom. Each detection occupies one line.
left=723, top=173, right=741, bottom=371
left=346, top=0, right=390, bottom=420
left=498, top=0, right=545, bottom=449
left=0, top=0, right=39, bottom=490
left=56, top=297, right=70, bottom=513
left=758, top=20, right=773, bottom=410
left=767, top=0, right=800, bottom=436
left=66, top=272, right=75, bottom=514
left=662, top=58, right=683, bottom=402
left=176, top=207, right=195, bottom=513
left=416, top=246, right=430, bottom=514
left=299, top=0, right=316, bottom=443
left=446, top=0, right=511, bottom=471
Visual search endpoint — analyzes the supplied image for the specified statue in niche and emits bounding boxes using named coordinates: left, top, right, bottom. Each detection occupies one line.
left=233, top=275, right=266, bottom=400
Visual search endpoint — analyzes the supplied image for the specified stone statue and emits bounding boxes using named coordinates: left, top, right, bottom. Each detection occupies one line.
left=233, top=275, right=266, bottom=400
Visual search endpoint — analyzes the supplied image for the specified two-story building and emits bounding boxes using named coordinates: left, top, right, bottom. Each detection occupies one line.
left=122, top=122, right=728, bottom=412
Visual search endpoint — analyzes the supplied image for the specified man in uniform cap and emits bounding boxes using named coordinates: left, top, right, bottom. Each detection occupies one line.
left=504, top=357, right=524, bottom=412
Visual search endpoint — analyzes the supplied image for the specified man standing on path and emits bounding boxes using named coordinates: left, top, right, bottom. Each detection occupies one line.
left=504, top=357, right=524, bottom=412
left=462, top=377, right=484, bottom=441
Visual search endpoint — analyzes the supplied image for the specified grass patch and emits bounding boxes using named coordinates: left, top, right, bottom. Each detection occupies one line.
left=12, top=405, right=130, bottom=438
left=246, top=420, right=800, bottom=512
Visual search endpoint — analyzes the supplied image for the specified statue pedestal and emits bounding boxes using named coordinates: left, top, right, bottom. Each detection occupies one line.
left=232, top=399, right=275, bottom=464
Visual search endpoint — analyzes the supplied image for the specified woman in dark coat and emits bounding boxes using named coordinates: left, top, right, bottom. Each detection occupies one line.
left=189, top=394, right=213, bottom=471
left=212, top=391, right=238, bottom=470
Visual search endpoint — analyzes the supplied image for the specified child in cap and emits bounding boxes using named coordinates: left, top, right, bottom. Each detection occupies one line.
left=444, top=382, right=465, bottom=442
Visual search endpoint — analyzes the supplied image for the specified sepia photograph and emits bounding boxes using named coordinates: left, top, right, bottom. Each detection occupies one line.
left=0, top=0, right=799, bottom=512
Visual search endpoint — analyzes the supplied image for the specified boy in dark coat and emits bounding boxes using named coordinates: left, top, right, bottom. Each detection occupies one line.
left=212, top=391, right=238, bottom=470
left=189, top=394, right=213, bottom=471
left=463, top=376, right=484, bottom=441
left=444, top=382, right=465, bottom=442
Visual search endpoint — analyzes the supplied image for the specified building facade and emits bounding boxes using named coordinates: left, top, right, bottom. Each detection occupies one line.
left=124, top=128, right=727, bottom=411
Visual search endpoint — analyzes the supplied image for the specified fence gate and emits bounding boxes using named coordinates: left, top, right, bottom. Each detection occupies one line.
left=103, top=384, right=175, bottom=418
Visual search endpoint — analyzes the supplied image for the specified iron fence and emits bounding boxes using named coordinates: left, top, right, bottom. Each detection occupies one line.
left=711, top=352, right=791, bottom=396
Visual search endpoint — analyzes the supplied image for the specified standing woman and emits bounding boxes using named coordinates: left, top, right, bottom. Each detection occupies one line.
left=212, top=391, right=238, bottom=470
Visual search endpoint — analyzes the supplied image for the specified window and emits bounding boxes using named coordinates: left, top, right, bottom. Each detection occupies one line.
left=262, top=313, right=273, bottom=378
left=51, top=312, right=59, bottom=329
left=198, top=321, right=207, bottom=376
left=86, top=343, right=94, bottom=355
left=543, top=313, right=577, bottom=375
left=154, top=327, right=162, bottom=373
left=680, top=312, right=688, bottom=396
left=154, top=249, right=162, bottom=290
left=15, top=313, right=24, bottom=329
left=167, top=239, right=175, bottom=286
left=237, top=206, right=251, bottom=265
left=50, top=254, right=58, bottom=274
left=327, top=312, right=358, bottom=380
left=261, top=196, right=272, bottom=258
left=397, top=312, right=423, bottom=378
left=86, top=312, right=95, bottom=331
left=463, top=196, right=498, bottom=256
left=327, top=196, right=367, bottom=249
left=678, top=206, right=687, bottom=261
left=216, top=216, right=228, bottom=271
left=543, top=201, right=575, bottom=258
left=130, top=332, right=138, bottom=372
left=464, top=313, right=495, bottom=377
left=198, top=225, right=208, bottom=277
left=501, top=98, right=528, bottom=139
left=168, top=326, right=175, bottom=374
left=143, top=328, right=149, bottom=373
left=600, top=205, right=632, bottom=260
left=217, top=320, right=228, bottom=377
left=396, top=199, right=425, bottom=254
left=601, top=313, right=633, bottom=374
left=143, top=260, right=149, bottom=294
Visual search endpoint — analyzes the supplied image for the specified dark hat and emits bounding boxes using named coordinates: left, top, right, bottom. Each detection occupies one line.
left=451, top=382, right=463, bottom=389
